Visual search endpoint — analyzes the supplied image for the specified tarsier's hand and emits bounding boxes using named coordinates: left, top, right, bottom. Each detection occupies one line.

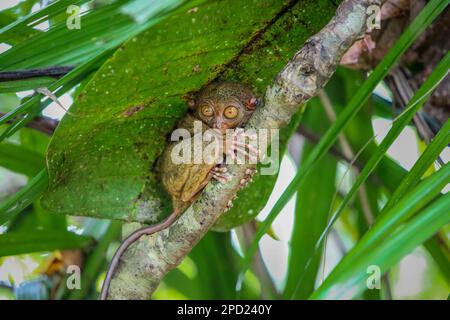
left=225, top=128, right=259, bottom=163
left=211, top=166, right=230, bottom=183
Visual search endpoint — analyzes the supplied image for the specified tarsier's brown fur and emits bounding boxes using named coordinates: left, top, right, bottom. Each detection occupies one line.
left=157, top=82, right=258, bottom=213
left=101, top=82, right=258, bottom=299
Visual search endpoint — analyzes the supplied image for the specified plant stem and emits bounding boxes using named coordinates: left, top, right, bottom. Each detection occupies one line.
left=0, top=66, right=74, bottom=81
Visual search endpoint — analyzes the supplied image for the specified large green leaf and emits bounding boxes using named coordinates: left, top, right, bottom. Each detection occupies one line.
left=41, top=0, right=337, bottom=225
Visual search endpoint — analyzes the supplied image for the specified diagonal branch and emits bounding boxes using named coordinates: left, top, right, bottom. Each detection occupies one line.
left=0, top=112, right=58, bottom=136
left=105, top=0, right=379, bottom=299
left=0, top=66, right=74, bottom=81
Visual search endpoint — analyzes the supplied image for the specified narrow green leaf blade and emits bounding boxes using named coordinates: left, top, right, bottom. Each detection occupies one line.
left=311, top=163, right=450, bottom=298
left=311, top=192, right=450, bottom=299
left=0, top=169, right=48, bottom=225
left=0, top=142, right=44, bottom=176
left=0, top=230, right=93, bottom=257
left=0, top=77, right=55, bottom=93
left=386, top=118, right=450, bottom=210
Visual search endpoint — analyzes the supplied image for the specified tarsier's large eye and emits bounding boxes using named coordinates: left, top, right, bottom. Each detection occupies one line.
left=201, top=105, right=213, bottom=117
left=224, top=106, right=238, bottom=119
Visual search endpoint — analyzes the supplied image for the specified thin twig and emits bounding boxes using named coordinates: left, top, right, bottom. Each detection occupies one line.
left=297, top=125, right=354, bottom=164
left=0, top=66, right=74, bottom=81
left=237, top=221, right=279, bottom=299
left=0, top=112, right=57, bottom=135
left=318, top=89, right=375, bottom=225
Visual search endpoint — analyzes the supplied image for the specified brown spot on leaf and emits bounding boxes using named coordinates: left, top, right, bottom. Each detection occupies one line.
left=187, top=7, right=198, bottom=14
left=122, top=105, right=145, bottom=117
left=192, top=64, right=201, bottom=73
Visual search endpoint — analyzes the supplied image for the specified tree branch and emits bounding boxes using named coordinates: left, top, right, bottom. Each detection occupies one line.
left=297, top=125, right=354, bottom=164
left=105, top=0, right=378, bottom=299
left=0, top=112, right=57, bottom=136
left=236, top=221, right=279, bottom=299
left=0, top=66, right=74, bottom=81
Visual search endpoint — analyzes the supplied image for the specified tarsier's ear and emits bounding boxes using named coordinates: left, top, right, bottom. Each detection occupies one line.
left=183, top=91, right=197, bottom=110
left=188, top=99, right=196, bottom=110
left=245, top=97, right=259, bottom=111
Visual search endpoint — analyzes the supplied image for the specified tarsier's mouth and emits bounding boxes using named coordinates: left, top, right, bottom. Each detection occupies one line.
left=212, top=123, right=230, bottom=131
left=211, top=128, right=228, bottom=136
left=218, top=128, right=229, bottom=135
left=210, top=123, right=232, bottom=134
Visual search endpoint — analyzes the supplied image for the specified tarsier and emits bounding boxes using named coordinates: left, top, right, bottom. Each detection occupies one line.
left=100, top=82, right=259, bottom=299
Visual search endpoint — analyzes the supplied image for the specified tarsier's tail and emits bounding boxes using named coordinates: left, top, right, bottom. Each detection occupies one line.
left=99, top=210, right=179, bottom=300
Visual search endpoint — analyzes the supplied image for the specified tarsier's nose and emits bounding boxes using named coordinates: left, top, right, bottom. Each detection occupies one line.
left=213, top=122, right=229, bottom=135
left=214, top=122, right=228, bottom=129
